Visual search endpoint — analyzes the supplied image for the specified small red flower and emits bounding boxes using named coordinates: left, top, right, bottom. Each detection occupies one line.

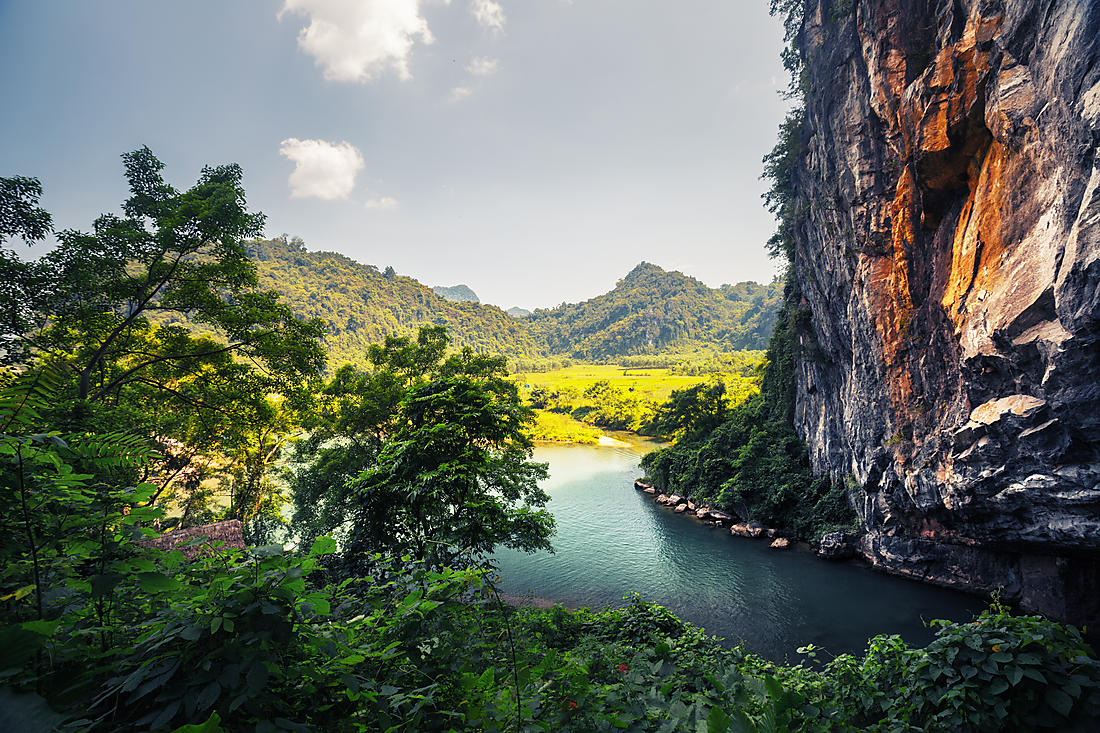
left=618, top=664, right=629, bottom=674
left=567, top=700, right=578, bottom=709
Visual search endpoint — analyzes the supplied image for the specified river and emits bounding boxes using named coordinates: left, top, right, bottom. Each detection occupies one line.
left=492, top=438, right=986, bottom=662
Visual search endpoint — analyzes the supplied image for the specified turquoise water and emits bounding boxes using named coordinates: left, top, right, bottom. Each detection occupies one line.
left=493, top=439, right=986, bottom=662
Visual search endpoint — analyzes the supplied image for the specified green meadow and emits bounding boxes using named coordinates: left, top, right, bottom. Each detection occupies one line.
left=513, top=356, right=765, bottom=443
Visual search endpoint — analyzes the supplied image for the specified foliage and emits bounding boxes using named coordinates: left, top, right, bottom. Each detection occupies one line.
left=643, top=380, right=729, bottom=443
left=3, top=364, right=1099, bottom=732
left=525, top=263, right=783, bottom=359
left=525, top=411, right=603, bottom=445
left=242, top=240, right=783, bottom=367
left=0, top=176, right=52, bottom=243
left=343, top=337, right=553, bottom=570
left=288, top=326, right=553, bottom=569
left=784, top=598, right=1100, bottom=731
left=514, top=359, right=764, bottom=441
left=244, top=237, right=543, bottom=366
left=0, top=151, right=326, bottom=531
left=761, top=109, right=807, bottom=261
left=642, top=298, right=857, bottom=539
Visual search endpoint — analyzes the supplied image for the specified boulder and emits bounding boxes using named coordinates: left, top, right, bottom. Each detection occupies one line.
left=643, top=487, right=657, bottom=495
left=730, top=523, right=765, bottom=539
left=817, top=532, right=861, bottom=561
left=770, top=537, right=791, bottom=549
left=674, top=504, right=688, bottom=513
left=633, top=480, right=652, bottom=491
left=655, top=493, right=669, bottom=504
left=667, top=494, right=686, bottom=505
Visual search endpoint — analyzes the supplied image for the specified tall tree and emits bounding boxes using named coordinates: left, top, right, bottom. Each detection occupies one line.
left=0, top=149, right=326, bottom=518
left=288, top=326, right=554, bottom=568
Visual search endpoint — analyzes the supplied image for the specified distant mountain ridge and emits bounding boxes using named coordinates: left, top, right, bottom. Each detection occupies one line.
left=246, top=239, right=540, bottom=367
left=432, top=284, right=480, bottom=303
left=525, top=262, right=782, bottom=358
left=245, top=239, right=781, bottom=366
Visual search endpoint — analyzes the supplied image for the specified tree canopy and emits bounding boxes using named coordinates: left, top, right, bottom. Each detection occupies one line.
left=0, top=149, right=326, bottom=529
left=288, top=326, right=553, bottom=568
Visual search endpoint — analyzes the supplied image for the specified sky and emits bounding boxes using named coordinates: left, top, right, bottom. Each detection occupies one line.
left=0, top=1, right=793, bottom=311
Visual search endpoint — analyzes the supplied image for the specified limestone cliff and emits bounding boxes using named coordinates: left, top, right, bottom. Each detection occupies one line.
left=789, top=0, right=1100, bottom=625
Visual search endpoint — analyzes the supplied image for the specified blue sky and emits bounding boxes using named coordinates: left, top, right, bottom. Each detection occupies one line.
left=0, top=1, right=792, bottom=310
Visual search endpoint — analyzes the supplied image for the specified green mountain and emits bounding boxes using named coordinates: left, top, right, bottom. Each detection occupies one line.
left=507, top=307, right=532, bottom=318
left=245, top=240, right=781, bottom=366
left=432, top=284, right=480, bottom=303
left=524, top=262, right=782, bottom=359
left=246, top=239, right=542, bottom=367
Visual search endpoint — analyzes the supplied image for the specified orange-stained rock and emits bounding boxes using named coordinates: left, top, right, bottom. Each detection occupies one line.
left=789, top=0, right=1100, bottom=629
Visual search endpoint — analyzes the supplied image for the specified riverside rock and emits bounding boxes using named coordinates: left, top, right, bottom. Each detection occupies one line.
left=731, top=523, right=765, bottom=539
left=770, top=538, right=792, bottom=550
left=790, top=0, right=1100, bottom=627
left=817, top=532, right=860, bottom=561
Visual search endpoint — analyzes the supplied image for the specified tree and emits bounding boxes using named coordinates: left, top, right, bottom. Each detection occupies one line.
left=288, top=326, right=553, bottom=569
left=644, top=380, right=728, bottom=442
left=347, top=359, right=552, bottom=569
left=0, top=149, right=326, bottom=519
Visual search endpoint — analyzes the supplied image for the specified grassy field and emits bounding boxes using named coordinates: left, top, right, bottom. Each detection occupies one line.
left=513, top=360, right=764, bottom=443
left=527, top=411, right=604, bottom=444
left=514, top=363, right=761, bottom=407
left=514, top=364, right=725, bottom=404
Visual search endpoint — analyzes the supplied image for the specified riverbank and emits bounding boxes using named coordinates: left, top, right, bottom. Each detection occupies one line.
left=632, top=479, right=863, bottom=559
left=493, top=440, right=987, bottom=661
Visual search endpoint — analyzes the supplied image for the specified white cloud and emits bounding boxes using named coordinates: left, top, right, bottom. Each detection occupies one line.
left=279, top=138, right=365, bottom=200
left=366, top=196, right=399, bottom=210
left=466, top=56, right=499, bottom=76
left=279, top=0, right=434, bottom=82
left=448, top=86, right=473, bottom=102
left=470, top=0, right=505, bottom=33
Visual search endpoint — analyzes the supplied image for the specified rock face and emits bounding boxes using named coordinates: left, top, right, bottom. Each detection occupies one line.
left=791, top=0, right=1100, bottom=626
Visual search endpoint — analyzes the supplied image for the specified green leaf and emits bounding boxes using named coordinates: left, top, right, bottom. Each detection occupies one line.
left=0, top=585, right=34, bottom=603
left=138, top=572, right=182, bottom=593
left=706, top=705, right=731, bottom=733
left=1045, top=687, right=1073, bottom=718
left=20, top=619, right=59, bottom=637
left=195, top=681, right=221, bottom=712
left=1022, top=668, right=1047, bottom=684
left=170, top=711, right=225, bottom=733
left=308, top=536, right=337, bottom=557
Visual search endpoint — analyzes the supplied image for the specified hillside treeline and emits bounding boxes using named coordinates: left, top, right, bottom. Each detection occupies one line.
left=236, top=239, right=781, bottom=369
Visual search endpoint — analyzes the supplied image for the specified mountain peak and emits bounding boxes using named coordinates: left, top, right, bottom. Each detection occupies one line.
left=623, top=261, right=665, bottom=280
left=433, top=284, right=480, bottom=303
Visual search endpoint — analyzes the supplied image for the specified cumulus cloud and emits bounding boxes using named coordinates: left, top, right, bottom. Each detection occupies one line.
left=366, top=196, right=399, bottom=210
left=470, top=0, right=505, bottom=33
left=279, top=138, right=365, bottom=200
left=279, top=0, right=434, bottom=82
left=448, top=86, right=473, bottom=102
left=466, top=56, right=499, bottom=76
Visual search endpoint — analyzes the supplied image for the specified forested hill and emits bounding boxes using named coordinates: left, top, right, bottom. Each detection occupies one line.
left=432, top=284, right=480, bottom=303
left=524, top=262, right=782, bottom=359
left=246, top=238, right=542, bottom=367
left=244, top=240, right=781, bottom=365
